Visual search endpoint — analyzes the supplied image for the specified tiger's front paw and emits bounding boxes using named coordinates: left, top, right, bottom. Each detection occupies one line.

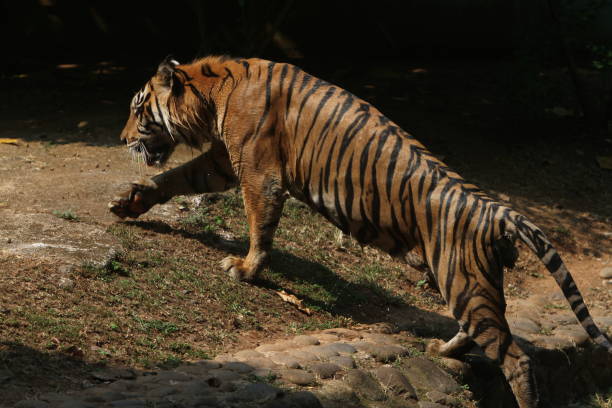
left=220, top=256, right=256, bottom=282
left=108, top=181, right=156, bottom=219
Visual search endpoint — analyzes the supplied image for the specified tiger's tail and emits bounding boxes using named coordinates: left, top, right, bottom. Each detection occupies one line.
left=507, top=212, right=612, bottom=352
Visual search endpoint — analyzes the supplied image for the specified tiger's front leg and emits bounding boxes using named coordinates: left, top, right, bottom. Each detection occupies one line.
left=221, top=144, right=286, bottom=281
left=109, top=143, right=237, bottom=219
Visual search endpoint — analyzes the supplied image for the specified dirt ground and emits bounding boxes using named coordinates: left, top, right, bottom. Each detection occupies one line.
left=0, top=58, right=611, bottom=404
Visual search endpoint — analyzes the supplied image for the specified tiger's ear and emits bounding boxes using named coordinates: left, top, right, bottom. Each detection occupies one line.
left=155, top=56, right=181, bottom=94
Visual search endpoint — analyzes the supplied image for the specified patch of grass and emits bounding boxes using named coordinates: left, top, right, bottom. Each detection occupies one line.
left=131, top=315, right=180, bottom=335
left=52, top=209, right=78, bottom=221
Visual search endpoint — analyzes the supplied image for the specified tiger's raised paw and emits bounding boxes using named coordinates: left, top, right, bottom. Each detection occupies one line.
left=108, top=181, right=157, bottom=219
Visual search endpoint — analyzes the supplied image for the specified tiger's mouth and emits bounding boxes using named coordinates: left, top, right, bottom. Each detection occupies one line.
left=127, top=140, right=174, bottom=167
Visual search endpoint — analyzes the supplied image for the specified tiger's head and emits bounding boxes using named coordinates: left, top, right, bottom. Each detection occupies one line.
left=120, top=57, right=197, bottom=166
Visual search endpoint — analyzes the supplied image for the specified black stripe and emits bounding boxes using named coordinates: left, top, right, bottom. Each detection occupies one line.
left=255, top=62, right=276, bottom=135
left=285, top=65, right=301, bottom=118
left=201, top=63, right=219, bottom=77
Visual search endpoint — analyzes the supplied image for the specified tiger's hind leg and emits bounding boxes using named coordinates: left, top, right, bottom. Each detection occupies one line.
left=456, top=297, right=539, bottom=408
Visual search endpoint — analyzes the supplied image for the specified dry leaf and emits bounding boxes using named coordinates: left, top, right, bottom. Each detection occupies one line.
left=0, top=138, right=19, bottom=145
left=276, top=290, right=313, bottom=315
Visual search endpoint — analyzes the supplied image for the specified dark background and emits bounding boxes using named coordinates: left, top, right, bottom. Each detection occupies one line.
left=2, top=0, right=612, bottom=143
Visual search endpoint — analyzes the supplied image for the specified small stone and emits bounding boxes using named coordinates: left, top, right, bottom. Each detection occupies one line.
left=316, top=380, right=360, bottom=404
left=151, top=370, right=191, bottom=383
left=242, top=357, right=279, bottom=370
left=599, top=266, right=612, bottom=279
left=229, top=383, right=282, bottom=402
left=299, top=345, right=339, bottom=359
left=361, top=333, right=400, bottom=345
left=353, top=342, right=408, bottom=362
left=400, top=357, right=461, bottom=396
left=234, top=349, right=265, bottom=360
left=292, top=335, right=320, bottom=346
left=322, top=328, right=361, bottom=339
left=438, top=358, right=471, bottom=379
left=372, top=366, right=417, bottom=399
left=328, top=355, right=355, bottom=369
left=603, top=279, right=612, bottom=286
left=344, top=369, right=386, bottom=401
left=287, top=350, right=318, bottom=364
left=308, top=363, right=342, bottom=379
left=319, top=342, right=357, bottom=355
left=223, top=361, right=255, bottom=373
left=279, top=368, right=316, bottom=386
left=267, top=352, right=301, bottom=369
left=78, top=121, right=89, bottom=128
left=426, top=390, right=453, bottom=404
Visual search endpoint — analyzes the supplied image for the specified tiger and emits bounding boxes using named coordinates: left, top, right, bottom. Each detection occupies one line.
left=109, top=55, right=612, bottom=408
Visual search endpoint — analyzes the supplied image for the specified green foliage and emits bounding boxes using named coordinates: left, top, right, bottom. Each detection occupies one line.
left=52, top=209, right=78, bottom=221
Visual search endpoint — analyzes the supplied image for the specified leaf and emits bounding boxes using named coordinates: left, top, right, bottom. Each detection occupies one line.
left=0, top=138, right=19, bottom=145
left=276, top=290, right=312, bottom=315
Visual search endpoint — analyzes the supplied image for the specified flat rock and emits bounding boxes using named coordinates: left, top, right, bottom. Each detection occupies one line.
left=371, top=366, right=417, bottom=399
left=344, top=369, right=386, bottom=401
left=353, top=342, right=408, bottom=362
left=287, top=349, right=319, bottom=364
left=242, top=357, right=279, bottom=370
left=91, top=368, right=137, bottom=382
left=319, top=342, right=357, bottom=355
left=194, top=360, right=223, bottom=369
left=317, top=333, right=341, bottom=343
left=308, top=362, right=342, bottom=379
left=229, top=383, right=283, bottom=402
left=292, top=335, right=320, bottom=346
left=322, top=328, right=361, bottom=339
left=328, top=355, right=356, bottom=369
left=223, top=361, right=255, bottom=373
left=552, top=327, right=590, bottom=346
left=530, top=335, right=574, bottom=350
left=400, top=357, right=462, bottom=396
left=315, top=380, right=360, bottom=405
left=361, top=333, right=400, bottom=345
left=279, top=368, right=316, bottom=386
left=267, top=352, right=301, bottom=369
left=507, top=317, right=540, bottom=334
left=545, top=313, right=577, bottom=327
left=256, top=340, right=296, bottom=353
left=299, top=345, right=340, bottom=359
left=234, top=349, right=265, bottom=361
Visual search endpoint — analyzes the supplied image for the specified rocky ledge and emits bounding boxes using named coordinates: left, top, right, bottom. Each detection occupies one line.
left=12, top=306, right=612, bottom=408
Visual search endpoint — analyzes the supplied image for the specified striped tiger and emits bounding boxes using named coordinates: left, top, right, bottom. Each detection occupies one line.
left=109, top=56, right=612, bottom=407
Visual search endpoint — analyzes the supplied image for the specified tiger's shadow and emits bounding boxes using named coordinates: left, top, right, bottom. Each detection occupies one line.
left=124, top=219, right=459, bottom=340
